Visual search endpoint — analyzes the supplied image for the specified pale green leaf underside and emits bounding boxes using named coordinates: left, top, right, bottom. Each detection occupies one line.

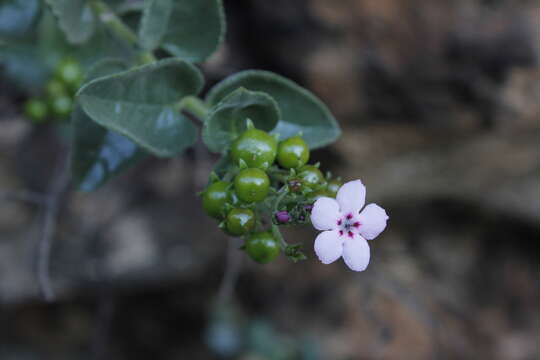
left=45, top=0, right=95, bottom=44
left=72, top=105, right=146, bottom=191
left=77, top=58, right=203, bottom=157
left=206, top=70, right=341, bottom=149
left=202, top=88, right=280, bottom=153
left=138, top=0, right=173, bottom=51
left=160, top=0, right=225, bottom=62
left=72, top=59, right=147, bottom=191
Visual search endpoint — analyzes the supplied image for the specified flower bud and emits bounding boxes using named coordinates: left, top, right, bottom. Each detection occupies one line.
left=288, top=179, right=302, bottom=192
left=275, top=210, right=291, bottom=224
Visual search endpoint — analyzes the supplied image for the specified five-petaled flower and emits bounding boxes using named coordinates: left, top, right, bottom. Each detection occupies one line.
left=310, top=180, right=389, bottom=271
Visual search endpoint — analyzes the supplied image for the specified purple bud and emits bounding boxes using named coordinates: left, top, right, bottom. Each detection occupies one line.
left=275, top=211, right=291, bottom=224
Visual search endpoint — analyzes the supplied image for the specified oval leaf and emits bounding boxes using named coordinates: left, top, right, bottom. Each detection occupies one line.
left=159, top=0, right=225, bottom=62
left=138, top=0, right=173, bottom=51
left=72, top=106, right=146, bottom=191
left=37, top=9, right=136, bottom=72
left=206, top=70, right=341, bottom=149
left=203, top=88, right=280, bottom=153
left=77, top=58, right=203, bottom=157
left=45, top=0, right=95, bottom=44
left=72, top=59, right=147, bottom=191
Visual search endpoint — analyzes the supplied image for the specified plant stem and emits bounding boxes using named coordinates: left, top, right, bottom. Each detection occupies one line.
left=90, top=0, right=156, bottom=63
left=139, top=52, right=157, bottom=64
left=176, top=96, right=210, bottom=120
left=273, top=185, right=288, bottom=213
left=271, top=224, right=288, bottom=249
left=267, top=167, right=290, bottom=184
left=222, top=168, right=235, bottom=183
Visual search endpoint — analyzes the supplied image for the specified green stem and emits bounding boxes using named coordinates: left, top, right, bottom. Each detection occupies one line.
left=273, top=185, right=288, bottom=213
left=267, top=167, right=290, bottom=184
left=176, top=96, right=210, bottom=120
left=271, top=224, right=287, bottom=249
left=139, top=52, right=157, bottom=64
left=90, top=0, right=156, bottom=63
left=222, top=168, right=235, bottom=183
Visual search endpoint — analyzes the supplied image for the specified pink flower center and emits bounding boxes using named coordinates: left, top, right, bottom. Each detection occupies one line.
left=337, top=213, right=360, bottom=237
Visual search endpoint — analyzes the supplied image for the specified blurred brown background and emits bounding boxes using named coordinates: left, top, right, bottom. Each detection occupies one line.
left=1, top=0, right=540, bottom=359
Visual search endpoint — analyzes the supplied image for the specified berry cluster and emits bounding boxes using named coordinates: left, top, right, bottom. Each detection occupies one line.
left=24, top=58, right=83, bottom=123
left=201, top=121, right=342, bottom=264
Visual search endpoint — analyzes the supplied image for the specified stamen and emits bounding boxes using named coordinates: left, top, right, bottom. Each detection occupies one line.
left=353, top=222, right=360, bottom=228
left=339, top=230, right=343, bottom=236
left=337, top=219, right=342, bottom=226
left=348, top=231, right=353, bottom=238
left=346, top=214, right=352, bottom=220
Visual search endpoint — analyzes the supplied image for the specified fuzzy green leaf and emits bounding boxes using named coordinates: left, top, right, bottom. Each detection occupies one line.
left=77, top=58, right=203, bottom=157
left=138, top=0, right=173, bottom=51
left=45, top=0, right=95, bottom=44
left=202, top=88, right=280, bottom=153
left=72, top=59, right=147, bottom=191
left=158, top=0, right=225, bottom=62
left=36, top=8, right=136, bottom=72
left=206, top=70, right=341, bottom=149
left=72, top=106, right=146, bottom=191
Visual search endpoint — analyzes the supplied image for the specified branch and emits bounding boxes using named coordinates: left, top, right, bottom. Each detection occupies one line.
left=36, top=149, right=71, bottom=302
left=0, top=190, right=47, bottom=204
left=89, top=0, right=156, bottom=64
left=217, top=237, right=243, bottom=304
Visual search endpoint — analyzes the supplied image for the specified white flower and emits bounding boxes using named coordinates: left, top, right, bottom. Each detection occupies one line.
left=310, top=180, right=389, bottom=271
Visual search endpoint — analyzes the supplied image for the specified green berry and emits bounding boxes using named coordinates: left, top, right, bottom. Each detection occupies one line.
left=234, top=168, right=270, bottom=203
left=24, top=98, right=48, bottom=123
left=202, top=181, right=232, bottom=219
left=277, top=136, right=310, bottom=169
left=326, top=179, right=341, bottom=197
left=56, top=58, right=83, bottom=89
left=226, top=208, right=255, bottom=236
left=231, top=128, right=277, bottom=170
left=49, top=95, right=73, bottom=118
left=245, top=231, right=280, bottom=264
left=45, top=78, right=68, bottom=99
left=297, top=165, right=326, bottom=190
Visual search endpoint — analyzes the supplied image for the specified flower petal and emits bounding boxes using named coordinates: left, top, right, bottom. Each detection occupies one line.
left=358, top=203, right=389, bottom=240
left=314, top=230, right=344, bottom=264
left=342, top=235, right=370, bottom=271
left=311, top=197, right=341, bottom=231
left=336, top=180, right=366, bottom=215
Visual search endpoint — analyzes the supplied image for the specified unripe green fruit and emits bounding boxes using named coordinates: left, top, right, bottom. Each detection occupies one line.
left=297, top=165, right=326, bottom=190
left=50, top=95, right=73, bottom=118
left=226, top=208, right=255, bottom=236
left=277, top=136, right=310, bottom=169
left=231, top=128, right=277, bottom=170
left=24, top=98, right=48, bottom=123
left=245, top=231, right=280, bottom=264
left=202, top=181, right=232, bottom=219
left=326, top=179, right=341, bottom=197
left=45, top=78, right=68, bottom=99
left=234, top=168, right=270, bottom=203
left=55, top=58, right=83, bottom=89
